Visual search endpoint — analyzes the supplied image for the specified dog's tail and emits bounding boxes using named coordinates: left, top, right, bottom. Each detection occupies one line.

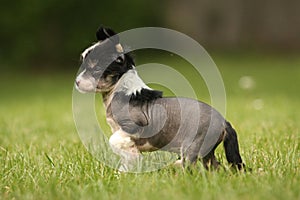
left=224, top=121, right=245, bottom=170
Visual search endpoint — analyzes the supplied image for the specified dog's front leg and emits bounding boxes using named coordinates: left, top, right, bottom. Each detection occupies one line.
left=109, top=129, right=142, bottom=172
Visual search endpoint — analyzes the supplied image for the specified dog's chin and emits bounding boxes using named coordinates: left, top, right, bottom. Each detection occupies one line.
left=75, top=84, right=97, bottom=94
left=74, top=83, right=112, bottom=94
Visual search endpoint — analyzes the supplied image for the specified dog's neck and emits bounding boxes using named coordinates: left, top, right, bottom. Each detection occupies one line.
left=102, top=69, right=152, bottom=107
left=114, top=69, right=152, bottom=95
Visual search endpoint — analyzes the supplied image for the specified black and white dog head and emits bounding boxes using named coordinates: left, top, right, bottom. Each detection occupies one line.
left=75, top=27, right=134, bottom=93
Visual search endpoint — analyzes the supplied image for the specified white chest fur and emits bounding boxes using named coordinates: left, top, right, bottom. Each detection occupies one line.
left=114, top=69, right=152, bottom=95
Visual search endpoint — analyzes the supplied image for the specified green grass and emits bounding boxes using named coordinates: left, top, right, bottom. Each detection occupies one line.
left=1, top=54, right=300, bottom=200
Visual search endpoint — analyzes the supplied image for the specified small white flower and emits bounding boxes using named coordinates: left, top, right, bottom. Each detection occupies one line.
left=252, top=99, right=264, bottom=110
left=239, top=76, right=255, bottom=90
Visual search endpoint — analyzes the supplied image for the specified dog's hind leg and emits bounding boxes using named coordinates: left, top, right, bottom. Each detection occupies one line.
left=202, top=151, right=221, bottom=170
left=109, top=130, right=142, bottom=172
left=200, top=128, right=225, bottom=170
left=179, top=140, right=202, bottom=170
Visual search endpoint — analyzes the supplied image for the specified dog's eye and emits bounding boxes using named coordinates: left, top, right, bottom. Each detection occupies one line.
left=115, top=56, right=124, bottom=64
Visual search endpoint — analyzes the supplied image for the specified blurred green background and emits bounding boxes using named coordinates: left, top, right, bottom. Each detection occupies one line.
left=1, top=0, right=299, bottom=72
left=1, top=1, right=300, bottom=199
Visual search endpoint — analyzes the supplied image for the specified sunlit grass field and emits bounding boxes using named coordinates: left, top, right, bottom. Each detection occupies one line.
left=1, top=54, right=299, bottom=199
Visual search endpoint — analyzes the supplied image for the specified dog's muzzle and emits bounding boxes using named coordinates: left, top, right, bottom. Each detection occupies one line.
left=75, top=70, right=97, bottom=93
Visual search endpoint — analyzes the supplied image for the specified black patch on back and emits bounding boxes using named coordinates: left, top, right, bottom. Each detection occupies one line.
left=130, top=88, right=163, bottom=105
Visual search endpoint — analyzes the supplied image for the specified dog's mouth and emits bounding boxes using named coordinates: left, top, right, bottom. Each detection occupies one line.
left=75, top=82, right=88, bottom=94
left=75, top=77, right=98, bottom=93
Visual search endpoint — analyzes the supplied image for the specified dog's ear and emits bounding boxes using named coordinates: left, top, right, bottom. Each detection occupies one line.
left=96, top=26, right=119, bottom=43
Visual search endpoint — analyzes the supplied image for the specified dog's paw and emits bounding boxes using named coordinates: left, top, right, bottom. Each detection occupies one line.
left=173, top=159, right=183, bottom=167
